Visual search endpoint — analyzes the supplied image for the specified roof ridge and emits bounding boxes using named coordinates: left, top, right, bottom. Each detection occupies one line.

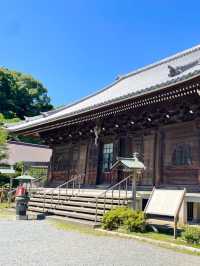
left=124, top=43, right=200, bottom=79
left=47, top=43, right=200, bottom=115
left=8, top=140, right=50, bottom=149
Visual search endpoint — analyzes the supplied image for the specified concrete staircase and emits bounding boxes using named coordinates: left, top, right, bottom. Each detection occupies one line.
left=28, top=188, right=132, bottom=225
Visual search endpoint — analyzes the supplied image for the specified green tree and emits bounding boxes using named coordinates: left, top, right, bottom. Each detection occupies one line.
left=0, top=114, right=8, bottom=161
left=0, top=68, right=53, bottom=119
left=0, top=69, right=17, bottom=118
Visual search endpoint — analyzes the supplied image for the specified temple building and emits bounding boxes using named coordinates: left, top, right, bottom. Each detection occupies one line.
left=8, top=44, right=200, bottom=223
left=0, top=141, right=52, bottom=176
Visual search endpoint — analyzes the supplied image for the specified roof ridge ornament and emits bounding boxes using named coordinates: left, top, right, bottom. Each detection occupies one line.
left=41, top=112, right=49, bottom=118
left=115, top=74, right=123, bottom=81
left=168, top=58, right=200, bottom=77
left=24, top=116, right=30, bottom=122
left=132, top=152, right=139, bottom=160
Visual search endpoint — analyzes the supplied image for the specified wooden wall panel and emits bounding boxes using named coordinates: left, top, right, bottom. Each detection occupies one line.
left=51, top=144, right=71, bottom=181
left=48, top=121, right=200, bottom=188
left=51, top=142, right=89, bottom=183
left=162, top=121, right=200, bottom=186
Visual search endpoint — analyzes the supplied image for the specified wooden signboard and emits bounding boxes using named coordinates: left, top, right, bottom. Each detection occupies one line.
left=144, top=188, right=186, bottom=238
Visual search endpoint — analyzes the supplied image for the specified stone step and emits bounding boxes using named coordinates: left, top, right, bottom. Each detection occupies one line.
left=29, top=197, right=118, bottom=210
left=33, top=190, right=132, bottom=200
left=29, top=188, right=131, bottom=224
left=28, top=206, right=101, bottom=222
left=32, top=194, right=132, bottom=204
left=28, top=201, right=105, bottom=215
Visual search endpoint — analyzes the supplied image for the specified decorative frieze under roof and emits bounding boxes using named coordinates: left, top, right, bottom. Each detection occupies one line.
left=7, top=44, right=200, bottom=133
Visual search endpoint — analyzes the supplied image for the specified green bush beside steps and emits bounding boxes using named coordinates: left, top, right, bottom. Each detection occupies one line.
left=102, top=207, right=146, bottom=232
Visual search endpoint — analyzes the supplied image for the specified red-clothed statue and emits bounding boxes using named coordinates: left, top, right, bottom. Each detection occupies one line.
left=15, top=184, right=26, bottom=197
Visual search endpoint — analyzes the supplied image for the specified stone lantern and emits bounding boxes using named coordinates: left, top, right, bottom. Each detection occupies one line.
left=111, top=153, right=145, bottom=209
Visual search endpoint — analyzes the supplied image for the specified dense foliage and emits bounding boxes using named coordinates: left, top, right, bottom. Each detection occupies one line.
left=124, top=210, right=146, bottom=232
left=0, top=68, right=53, bottom=119
left=102, top=207, right=146, bottom=232
left=182, top=226, right=200, bottom=244
left=0, top=114, right=8, bottom=161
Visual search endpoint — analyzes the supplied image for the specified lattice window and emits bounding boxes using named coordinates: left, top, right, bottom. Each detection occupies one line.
left=102, top=143, right=113, bottom=172
left=28, top=166, right=48, bottom=179
left=172, top=144, right=192, bottom=166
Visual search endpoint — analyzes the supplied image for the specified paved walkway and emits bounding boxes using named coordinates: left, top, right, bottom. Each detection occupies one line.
left=0, top=219, right=199, bottom=266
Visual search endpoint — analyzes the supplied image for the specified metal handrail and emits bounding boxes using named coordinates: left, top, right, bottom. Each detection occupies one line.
left=31, top=176, right=45, bottom=185
left=29, top=176, right=48, bottom=194
left=41, top=186, right=56, bottom=212
left=94, top=175, right=133, bottom=222
left=7, top=188, right=16, bottom=195
left=57, top=174, right=83, bottom=204
left=42, top=174, right=84, bottom=212
left=39, top=177, right=73, bottom=211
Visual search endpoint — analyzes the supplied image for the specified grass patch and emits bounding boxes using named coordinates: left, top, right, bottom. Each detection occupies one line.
left=0, top=202, right=14, bottom=220
left=48, top=218, right=200, bottom=256
left=0, top=202, right=10, bottom=209
left=116, top=228, right=200, bottom=253
left=126, top=230, right=200, bottom=248
left=48, top=219, right=108, bottom=237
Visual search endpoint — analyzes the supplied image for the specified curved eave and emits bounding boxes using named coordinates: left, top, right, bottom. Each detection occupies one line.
left=7, top=71, right=200, bottom=134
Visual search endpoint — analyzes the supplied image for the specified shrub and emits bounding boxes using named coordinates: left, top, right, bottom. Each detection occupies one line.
left=181, top=226, right=200, bottom=244
left=102, top=207, right=129, bottom=230
left=102, top=207, right=146, bottom=232
left=124, top=211, right=146, bottom=232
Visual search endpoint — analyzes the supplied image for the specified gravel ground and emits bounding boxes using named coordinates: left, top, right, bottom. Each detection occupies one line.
left=0, top=219, right=199, bottom=266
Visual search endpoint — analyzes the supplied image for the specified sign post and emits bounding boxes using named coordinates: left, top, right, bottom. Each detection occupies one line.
left=132, top=169, right=137, bottom=209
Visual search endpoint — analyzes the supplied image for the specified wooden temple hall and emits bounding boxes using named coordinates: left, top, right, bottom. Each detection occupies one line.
left=8, top=44, right=200, bottom=224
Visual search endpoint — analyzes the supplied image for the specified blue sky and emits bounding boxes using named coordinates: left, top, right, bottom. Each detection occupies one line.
left=1, top=0, right=200, bottom=107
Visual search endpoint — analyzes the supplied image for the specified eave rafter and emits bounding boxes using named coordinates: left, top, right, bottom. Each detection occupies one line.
left=42, top=98, right=200, bottom=146
left=20, top=79, right=200, bottom=140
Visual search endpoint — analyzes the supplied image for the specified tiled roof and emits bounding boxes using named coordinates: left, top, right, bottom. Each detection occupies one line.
left=8, top=44, right=200, bottom=132
left=1, top=141, right=52, bottom=165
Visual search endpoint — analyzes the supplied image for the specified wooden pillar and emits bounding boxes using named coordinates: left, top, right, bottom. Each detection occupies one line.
left=132, top=170, right=137, bottom=209
left=154, top=129, right=165, bottom=186
left=78, top=143, right=88, bottom=185
left=85, top=139, right=100, bottom=185
left=143, top=133, right=155, bottom=186
left=196, top=124, right=200, bottom=185
left=47, top=153, right=53, bottom=183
